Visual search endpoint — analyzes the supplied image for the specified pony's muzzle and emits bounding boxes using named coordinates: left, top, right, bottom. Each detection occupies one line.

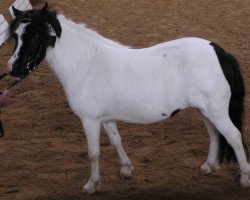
left=7, top=59, right=13, bottom=72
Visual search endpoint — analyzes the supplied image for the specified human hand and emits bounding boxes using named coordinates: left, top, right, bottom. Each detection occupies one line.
left=0, top=90, right=11, bottom=107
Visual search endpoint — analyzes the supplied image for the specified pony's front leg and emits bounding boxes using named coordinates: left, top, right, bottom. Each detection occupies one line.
left=102, top=121, right=134, bottom=178
left=82, top=118, right=101, bottom=194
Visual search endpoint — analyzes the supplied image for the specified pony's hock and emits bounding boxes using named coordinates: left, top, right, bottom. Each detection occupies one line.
left=6, top=2, right=250, bottom=194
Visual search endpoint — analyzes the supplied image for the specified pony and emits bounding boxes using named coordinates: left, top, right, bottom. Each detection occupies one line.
left=7, top=3, right=250, bottom=194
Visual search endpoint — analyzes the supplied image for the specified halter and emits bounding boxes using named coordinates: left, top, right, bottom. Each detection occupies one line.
left=26, top=43, right=43, bottom=73
left=0, top=44, right=42, bottom=90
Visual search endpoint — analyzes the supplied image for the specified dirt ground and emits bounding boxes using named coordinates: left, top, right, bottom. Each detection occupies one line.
left=0, top=0, right=250, bottom=199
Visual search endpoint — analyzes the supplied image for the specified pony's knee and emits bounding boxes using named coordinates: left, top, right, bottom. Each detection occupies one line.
left=88, top=151, right=100, bottom=162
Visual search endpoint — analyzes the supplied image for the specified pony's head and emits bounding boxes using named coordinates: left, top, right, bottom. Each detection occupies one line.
left=7, top=3, right=61, bottom=79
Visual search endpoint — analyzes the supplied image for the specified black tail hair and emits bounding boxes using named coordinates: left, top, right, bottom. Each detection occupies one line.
left=210, top=42, right=249, bottom=162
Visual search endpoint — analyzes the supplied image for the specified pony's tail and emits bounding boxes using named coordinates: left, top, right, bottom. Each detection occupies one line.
left=210, top=42, right=249, bottom=162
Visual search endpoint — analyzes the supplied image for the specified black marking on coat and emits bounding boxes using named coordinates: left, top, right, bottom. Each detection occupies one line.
left=162, top=113, right=168, bottom=117
left=170, top=109, right=180, bottom=117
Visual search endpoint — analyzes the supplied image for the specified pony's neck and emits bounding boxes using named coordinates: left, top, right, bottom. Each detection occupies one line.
left=45, top=14, right=127, bottom=90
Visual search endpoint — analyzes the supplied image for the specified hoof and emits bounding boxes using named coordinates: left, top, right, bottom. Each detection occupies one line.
left=83, top=180, right=100, bottom=195
left=120, top=172, right=132, bottom=180
left=241, top=174, right=250, bottom=188
left=201, top=161, right=220, bottom=174
left=120, top=163, right=134, bottom=179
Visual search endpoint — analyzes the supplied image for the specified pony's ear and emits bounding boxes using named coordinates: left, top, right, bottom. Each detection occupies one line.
left=43, top=2, right=49, bottom=12
left=12, top=6, right=22, bottom=17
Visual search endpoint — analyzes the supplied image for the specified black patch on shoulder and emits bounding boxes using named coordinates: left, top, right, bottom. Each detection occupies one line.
left=170, top=109, right=180, bottom=117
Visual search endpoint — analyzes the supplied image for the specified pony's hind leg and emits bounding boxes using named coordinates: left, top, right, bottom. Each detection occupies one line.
left=102, top=121, right=134, bottom=178
left=205, top=112, right=250, bottom=187
left=201, top=115, right=220, bottom=174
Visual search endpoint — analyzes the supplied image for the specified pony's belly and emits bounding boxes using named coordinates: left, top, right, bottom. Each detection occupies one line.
left=103, top=108, right=182, bottom=124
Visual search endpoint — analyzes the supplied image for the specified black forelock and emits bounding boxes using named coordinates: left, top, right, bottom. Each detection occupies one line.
left=10, top=9, right=40, bottom=35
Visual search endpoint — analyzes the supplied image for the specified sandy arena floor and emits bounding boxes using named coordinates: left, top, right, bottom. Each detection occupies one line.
left=0, top=0, right=250, bottom=199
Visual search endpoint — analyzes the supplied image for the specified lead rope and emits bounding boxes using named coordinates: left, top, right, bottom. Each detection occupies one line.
left=0, top=72, right=21, bottom=138
left=0, top=117, right=4, bottom=138
left=0, top=72, right=8, bottom=80
left=0, top=72, right=21, bottom=89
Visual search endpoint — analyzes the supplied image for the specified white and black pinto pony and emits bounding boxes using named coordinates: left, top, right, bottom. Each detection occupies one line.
left=7, top=3, right=250, bottom=194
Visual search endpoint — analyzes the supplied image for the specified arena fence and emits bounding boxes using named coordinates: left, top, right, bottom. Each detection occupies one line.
left=0, top=0, right=32, bottom=46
